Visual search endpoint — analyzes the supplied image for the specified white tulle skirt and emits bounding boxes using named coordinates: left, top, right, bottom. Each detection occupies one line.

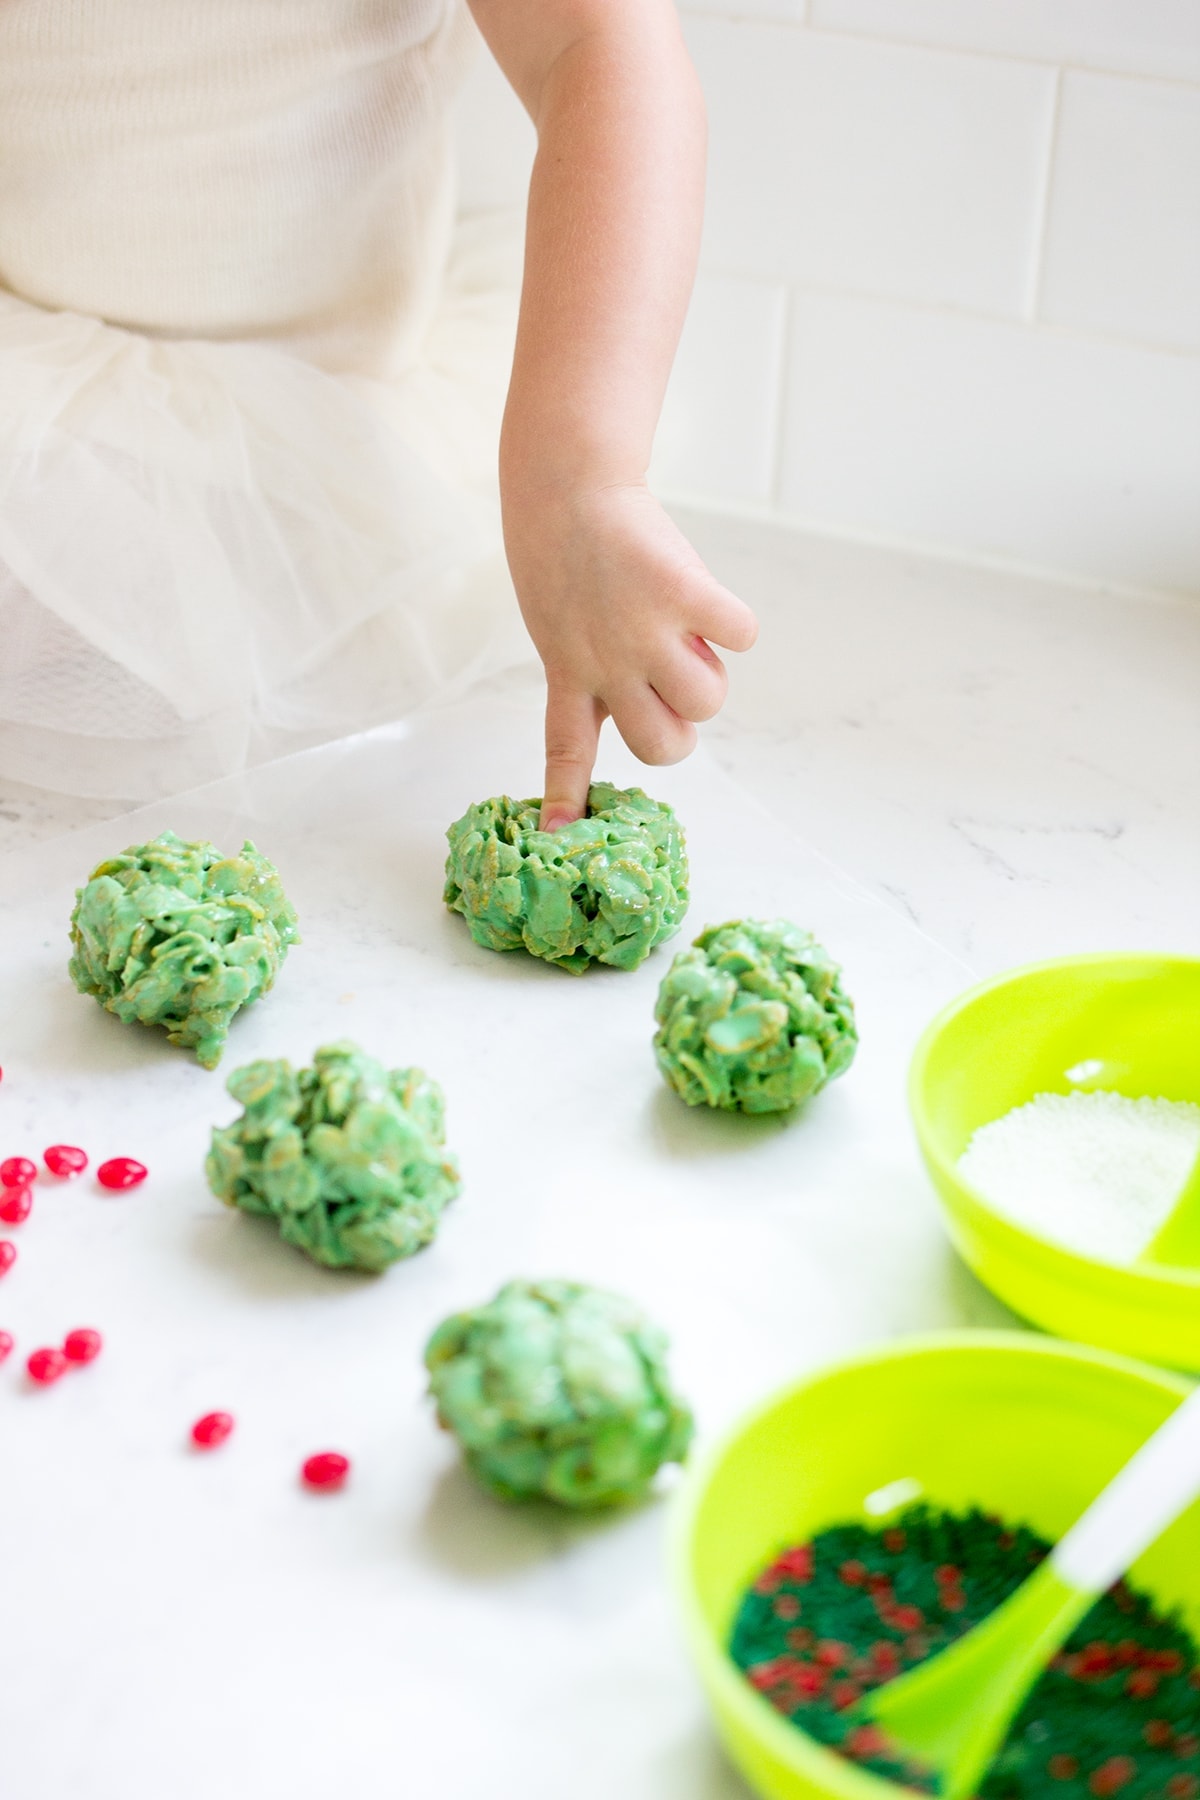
left=0, top=210, right=531, bottom=800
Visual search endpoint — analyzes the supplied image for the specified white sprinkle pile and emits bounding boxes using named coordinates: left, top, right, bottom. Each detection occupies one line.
left=958, top=1089, right=1200, bottom=1265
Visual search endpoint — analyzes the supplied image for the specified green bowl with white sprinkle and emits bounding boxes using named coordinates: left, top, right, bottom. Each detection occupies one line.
left=908, top=952, right=1200, bottom=1371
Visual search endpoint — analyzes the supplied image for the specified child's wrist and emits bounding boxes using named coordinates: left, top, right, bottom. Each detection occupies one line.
left=499, top=413, right=647, bottom=510
left=499, top=470, right=649, bottom=563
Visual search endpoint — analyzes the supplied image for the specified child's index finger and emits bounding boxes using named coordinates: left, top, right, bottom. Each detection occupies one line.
left=539, top=683, right=603, bottom=831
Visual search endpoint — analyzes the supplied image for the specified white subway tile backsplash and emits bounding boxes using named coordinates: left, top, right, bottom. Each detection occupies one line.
left=809, top=0, right=1200, bottom=87
left=779, top=293, right=1200, bottom=593
left=687, top=19, right=1056, bottom=316
left=451, top=17, right=1200, bottom=595
left=1040, top=73, right=1200, bottom=353
left=651, top=275, right=787, bottom=504
left=453, top=40, right=535, bottom=214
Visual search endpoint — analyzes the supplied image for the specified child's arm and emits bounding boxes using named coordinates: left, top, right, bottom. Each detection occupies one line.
left=467, top=0, right=758, bottom=829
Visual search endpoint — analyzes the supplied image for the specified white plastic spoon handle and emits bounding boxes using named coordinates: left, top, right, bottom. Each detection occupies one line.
left=1053, top=1384, right=1200, bottom=1594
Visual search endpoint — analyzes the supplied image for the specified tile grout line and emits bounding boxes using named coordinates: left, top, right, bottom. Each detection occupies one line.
left=692, top=261, right=1200, bottom=360
left=682, top=7, right=1200, bottom=92
left=766, top=286, right=796, bottom=511
left=1023, top=64, right=1063, bottom=324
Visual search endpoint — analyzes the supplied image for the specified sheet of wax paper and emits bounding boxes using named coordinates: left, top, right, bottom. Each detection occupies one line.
left=0, top=693, right=1011, bottom=1800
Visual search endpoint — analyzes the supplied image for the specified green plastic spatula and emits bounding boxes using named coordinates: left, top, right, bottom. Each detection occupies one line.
left=852, top=1381, right=1200, bottom=1800
left=1139, top=1144, right=1200, bottom=1267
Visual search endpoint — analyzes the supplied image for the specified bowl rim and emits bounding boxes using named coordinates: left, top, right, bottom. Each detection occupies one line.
left=669, top=1329, right=1195, bottom=1799
left=908, top=950, right=1200, bottom=1295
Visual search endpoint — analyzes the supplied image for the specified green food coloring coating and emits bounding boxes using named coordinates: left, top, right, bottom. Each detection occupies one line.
left=206, top=1040, right=461, bottom=1272
left=69, top=830, right=299, bottom=1069
left=653, top=918, right=857, bottom=1113
left=731, top=1505, right=1200, bottom=1800
left=424, top=1278, right=694, bottom=1508
left=443, top=783, right=688, bottom=973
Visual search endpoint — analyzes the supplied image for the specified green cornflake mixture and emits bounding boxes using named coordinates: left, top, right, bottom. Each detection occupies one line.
left=730, top=1506, right=1200, bottom=1800
left=424, top=1279, right=694, bottom=1508
left=653, top=918, right=857, bottom=1113
left=206, top=1041, right=461, bottom=1272
left=69, top=830, right=299, bottom=1069
left=443, top=783, right=688, bottom=973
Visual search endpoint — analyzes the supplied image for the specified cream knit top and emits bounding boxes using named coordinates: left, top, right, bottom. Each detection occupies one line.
left=0, top=0, right=478, bottom=374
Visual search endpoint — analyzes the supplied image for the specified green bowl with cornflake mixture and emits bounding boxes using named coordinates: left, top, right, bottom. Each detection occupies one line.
left=443, top=782, right=688, bottom=973
left=672, top=1332, right=1200, bottom=1800
left=908, top=953, right=1200, bottom=1371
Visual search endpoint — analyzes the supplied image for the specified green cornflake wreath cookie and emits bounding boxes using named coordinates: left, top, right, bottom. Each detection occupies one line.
left=424, top=1279, right=694, bottom=1508
left=69, top=830, right=299, bottom=1069
left=206, top=1040, right=461, bottom=1272
left=443, top=783, right=688, bottom=973
left=653, top=918, right=857, bottom=1113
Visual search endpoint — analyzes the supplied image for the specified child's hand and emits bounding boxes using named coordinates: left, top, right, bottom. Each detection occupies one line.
left=472, top=0, right=748, bottom=827
left=503, top=480, right=758, bottom=830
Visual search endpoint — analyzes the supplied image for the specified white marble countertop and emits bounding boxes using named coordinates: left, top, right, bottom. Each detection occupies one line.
left=690, top=510, right=1200, bottom=971
left=0, top=515, right=1196, bottom=1800
left=8, top=509, right=1197, bottom=965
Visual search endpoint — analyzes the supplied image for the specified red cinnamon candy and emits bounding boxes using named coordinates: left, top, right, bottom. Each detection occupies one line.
left=191, top=1411, right=235, bottom=1449
left=301, top=1451, right=350, bottom=1491
left=97, top=1157, right=147, bottom=1191
left=63, top=1328, right=103, bottom=1365
left=0, top=1185, right=32, bottom=1225
left=44, top=1145, right=88, bottom=1178
left=27, top=1346, right=68, bottom=1385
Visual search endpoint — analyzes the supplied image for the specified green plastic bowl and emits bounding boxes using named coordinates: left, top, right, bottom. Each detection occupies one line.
left=909, top=952, right=1200, bottom=1371
left=672, top=1332, right=1198, bottom=1800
